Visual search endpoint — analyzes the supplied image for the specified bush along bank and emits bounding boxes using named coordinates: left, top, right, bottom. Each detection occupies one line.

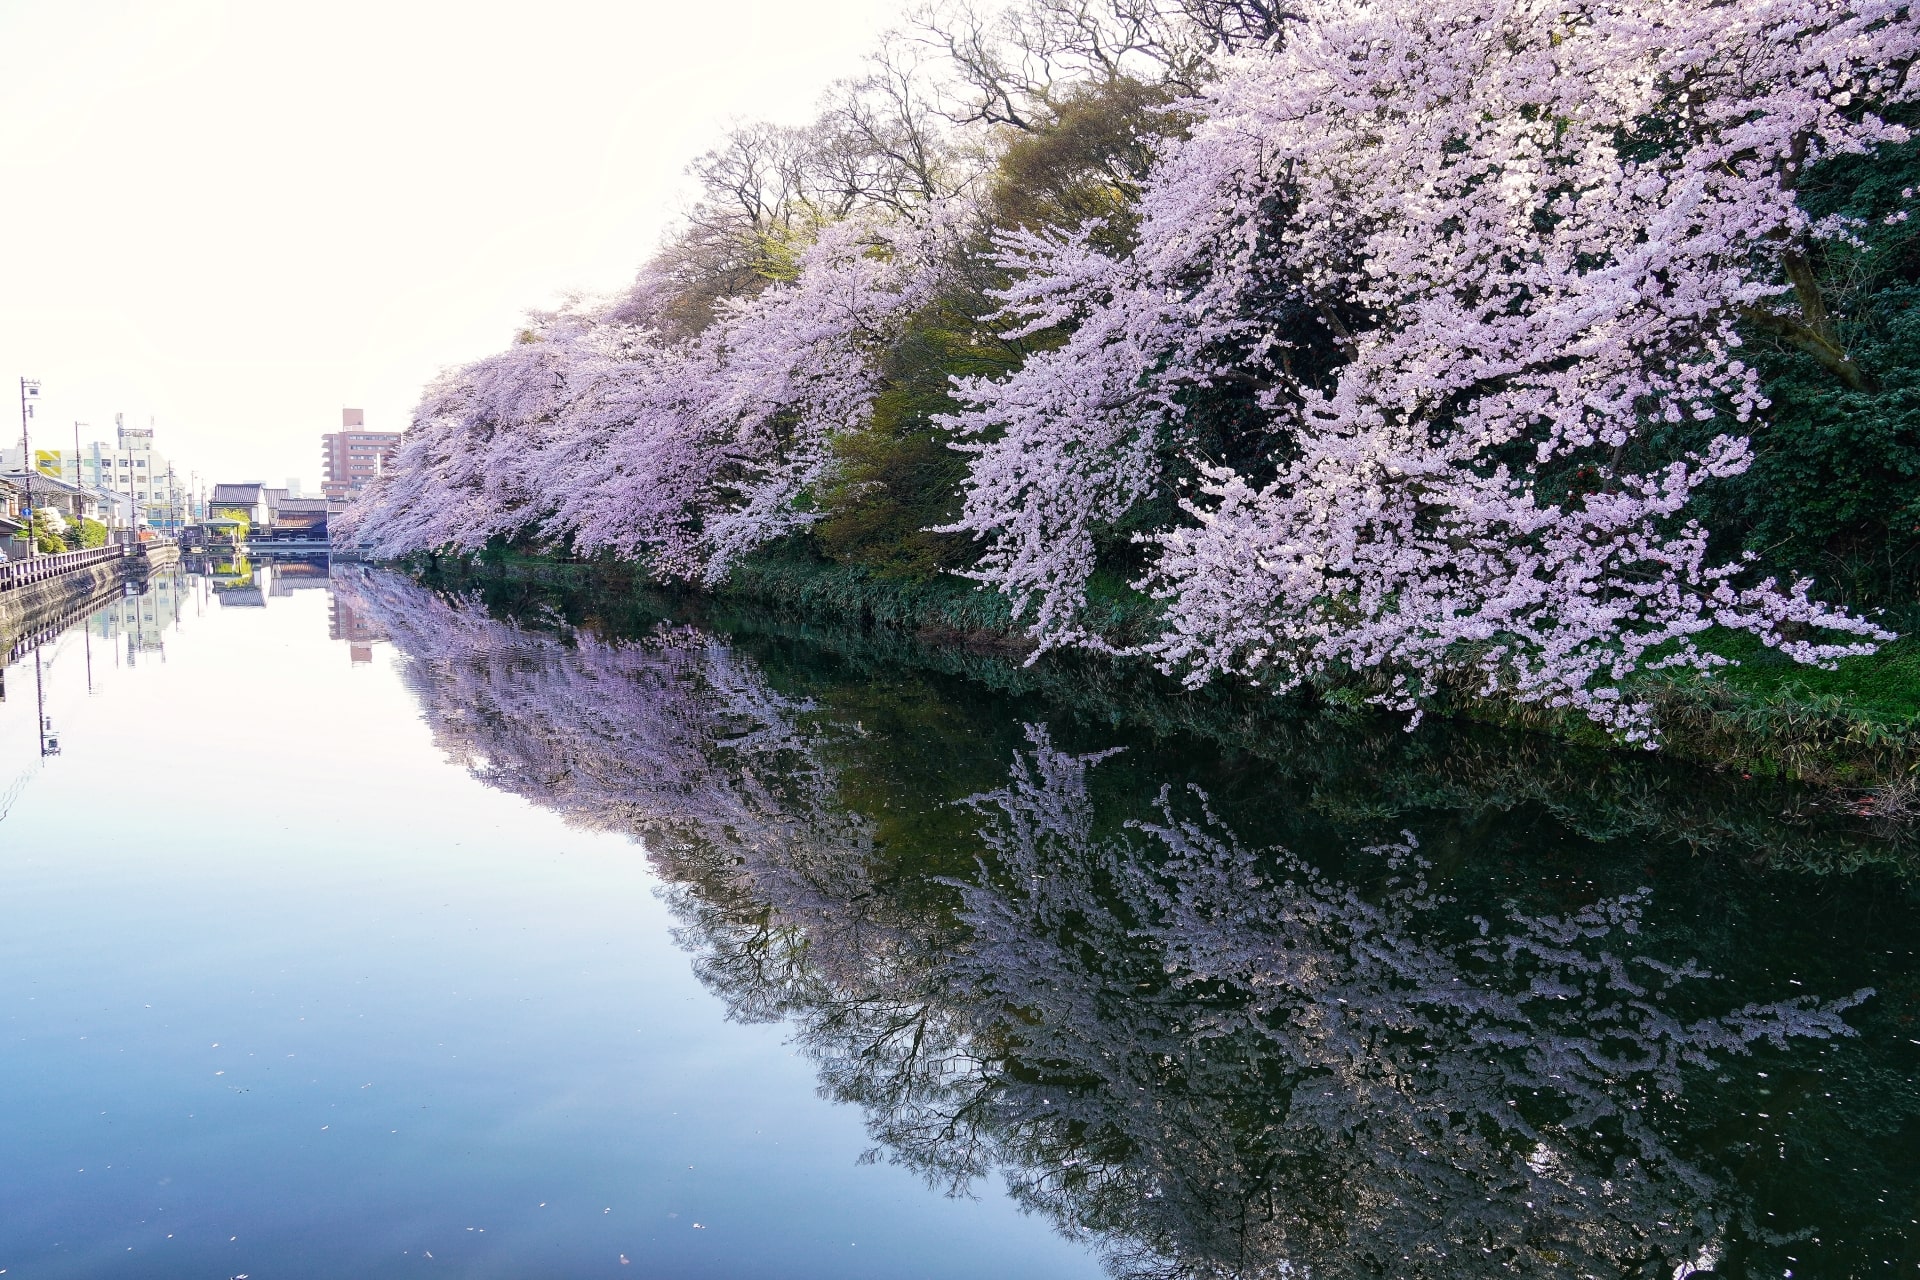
left=394, top=548, right=1920, bottom=879
left=407, top=544, right=1920, bottom=801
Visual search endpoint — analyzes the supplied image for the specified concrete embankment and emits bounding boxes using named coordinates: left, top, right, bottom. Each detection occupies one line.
left=0, top=546, right=181, bottom=657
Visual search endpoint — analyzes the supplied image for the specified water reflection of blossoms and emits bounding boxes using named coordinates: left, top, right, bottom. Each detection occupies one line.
left=344, top=570, right=917, bottom=1010
left=905, top=729, right=1869, bottom=1278
left=345, top=573, right=1878, bottom=1279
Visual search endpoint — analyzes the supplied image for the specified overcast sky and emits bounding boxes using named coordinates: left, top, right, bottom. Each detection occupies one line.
left=0, top=0, right=902, bottom=488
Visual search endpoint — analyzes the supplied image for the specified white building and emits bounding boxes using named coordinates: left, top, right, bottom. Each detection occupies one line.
left=87, top=572, right=183, bottom=653
left=4, top=417, right=188, bottom=530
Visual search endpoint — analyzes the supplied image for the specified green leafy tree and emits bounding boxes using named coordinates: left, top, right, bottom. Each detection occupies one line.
left=214, top=509, right=251, bottom=543
left=78, top=518, right=108, bottom=549
left=1702, top=116, right=1920, bottom=607
left=30, top=509, right=67, bottom=554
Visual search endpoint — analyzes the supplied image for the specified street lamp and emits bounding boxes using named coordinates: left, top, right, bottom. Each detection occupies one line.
left=18, top=377, right=40, bottom=558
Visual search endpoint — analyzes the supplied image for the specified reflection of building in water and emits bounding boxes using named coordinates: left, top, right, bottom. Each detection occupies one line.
left=87, top=575, right=182, bottom=653
left=209, top=556, right=264, bottom=607
left=208, top=558, right=334, bottom=607
left=268, top=558, right=332, bottom=596
left=328, top=590, right=385, bottom=664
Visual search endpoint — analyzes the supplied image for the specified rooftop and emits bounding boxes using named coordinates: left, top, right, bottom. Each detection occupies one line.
left=2, top=470, right=109, bottom=500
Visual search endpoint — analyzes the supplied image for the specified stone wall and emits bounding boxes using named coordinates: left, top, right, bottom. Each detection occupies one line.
left=0, top=550, right=176, bottom=657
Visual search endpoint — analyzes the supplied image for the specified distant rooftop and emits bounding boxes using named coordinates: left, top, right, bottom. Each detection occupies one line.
left=3, top=470, right=109, bottom=499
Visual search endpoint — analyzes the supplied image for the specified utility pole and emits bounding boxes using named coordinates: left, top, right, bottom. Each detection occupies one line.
left=34, top=646, right=49, bottom=756
left=73, top=421, right=89, bottom=544
left=18, top=377, right=40, bottom=558
left=116, top=413, right=136, bottom=548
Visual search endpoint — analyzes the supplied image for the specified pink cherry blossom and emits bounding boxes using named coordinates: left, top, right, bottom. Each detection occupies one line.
left=347, top=0, right=1918, bottom=743
left=945, top=0, right=1913, bottom=740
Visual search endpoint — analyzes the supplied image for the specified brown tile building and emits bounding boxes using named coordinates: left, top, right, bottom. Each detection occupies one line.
left=321, top=409, right=402, bottom=503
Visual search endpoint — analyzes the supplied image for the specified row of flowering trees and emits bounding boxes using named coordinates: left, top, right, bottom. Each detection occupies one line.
left=346, top=0, right=1920, bottom=741
left=346, top=213, right=960, bottom=581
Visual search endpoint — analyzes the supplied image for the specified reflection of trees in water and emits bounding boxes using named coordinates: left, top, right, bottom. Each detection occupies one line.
left=345, top=572, right=1875, bottom=1280
left=342, top=570, right=933, bottom=1018
left=908, top=728, right=1870, bottom=1278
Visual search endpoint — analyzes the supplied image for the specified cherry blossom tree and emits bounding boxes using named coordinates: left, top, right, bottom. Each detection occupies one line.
left=348, top=207, right=968, bottom=582
left=336, top=312, right=596, bottom=557
left=547, top=209, right=967, bottom=582
left=945, top=0, right=1916, bottom=739
left=346, top=0, right=1919, bottom=743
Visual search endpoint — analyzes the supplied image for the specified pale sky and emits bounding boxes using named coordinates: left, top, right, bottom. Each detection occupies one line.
left=0, top=0, right=905, bottom=488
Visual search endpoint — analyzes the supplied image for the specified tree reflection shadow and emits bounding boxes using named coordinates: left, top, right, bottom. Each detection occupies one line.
left=342, top=569, right=1897, bottom=1279
left=867, top=727, right=1865, bottom=1277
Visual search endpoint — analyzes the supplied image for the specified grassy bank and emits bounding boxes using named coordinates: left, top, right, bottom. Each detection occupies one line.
left=413, top=545, right=1920, bottom=797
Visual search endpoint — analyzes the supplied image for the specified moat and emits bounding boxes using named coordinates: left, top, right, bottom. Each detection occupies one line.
left=2, top=562, right=1916, bottom=1278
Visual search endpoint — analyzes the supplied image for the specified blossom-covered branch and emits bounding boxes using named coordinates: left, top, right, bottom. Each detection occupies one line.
left=945, top=0, right=1913, bottom=738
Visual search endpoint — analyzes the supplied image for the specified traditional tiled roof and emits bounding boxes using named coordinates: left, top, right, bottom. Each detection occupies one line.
left=1, top=471, right=108, bottom=500
left=210, top=483, right=266, bottom=504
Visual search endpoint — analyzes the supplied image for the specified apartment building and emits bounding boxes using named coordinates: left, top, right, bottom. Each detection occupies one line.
left=321, top=409, right=402, bottom=503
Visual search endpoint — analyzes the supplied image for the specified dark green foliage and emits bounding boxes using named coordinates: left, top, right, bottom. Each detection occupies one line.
left=1709, top=118, right=1920, bottom=606
left=812, top=78, right=1192, bottom=586
left=813, top=282, right=1018, bottom=581
left=31, top=510, right=67, bottom=554
left=725, top=541, right=1023, bottom=634
left=991, top=78, right=1179, bottom=252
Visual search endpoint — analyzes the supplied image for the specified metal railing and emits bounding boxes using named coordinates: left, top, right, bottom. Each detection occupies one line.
left=0, top=543, right=135, bottom=593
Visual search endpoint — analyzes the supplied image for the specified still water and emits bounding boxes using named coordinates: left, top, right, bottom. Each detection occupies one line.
left=1, top=561, right=1917, bottom=1278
